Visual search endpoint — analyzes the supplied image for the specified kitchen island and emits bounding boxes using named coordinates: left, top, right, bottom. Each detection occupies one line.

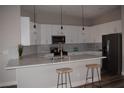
left=6, top=52, right=106, bottom=88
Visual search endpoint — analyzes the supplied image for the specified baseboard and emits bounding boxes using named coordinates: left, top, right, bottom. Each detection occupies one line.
left=0, top=81, right=17, bottom=87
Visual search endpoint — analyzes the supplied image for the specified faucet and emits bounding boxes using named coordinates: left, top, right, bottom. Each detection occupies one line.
left=58, top=42, right=63, bottom=59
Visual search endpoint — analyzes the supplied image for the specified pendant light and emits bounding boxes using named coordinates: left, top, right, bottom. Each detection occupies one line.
left=81, top=5, right=85, bottom=30
left=33, top=5, right=36, bottom=29
left=60, top=5, right=63, bottom=30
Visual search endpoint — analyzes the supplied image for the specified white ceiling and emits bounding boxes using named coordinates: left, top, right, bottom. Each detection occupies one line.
left=21, top=5, right=120, bottom=19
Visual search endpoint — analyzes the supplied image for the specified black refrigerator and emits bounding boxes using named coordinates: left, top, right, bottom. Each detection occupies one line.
left=102, top=33, right=122, bottom=75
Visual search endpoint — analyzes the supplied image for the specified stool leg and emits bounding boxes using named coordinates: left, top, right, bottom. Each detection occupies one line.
left=57, top=73, right=60, bottom=88
left=96, top=68, right=102, bottom=88
left=61, top=73, right=63, bottom=88
left=65, top=72, right=67, bottom=88
left=84, top=68, right=89, bottom=88
left=91, top=68, right=94, bottom=88
left=68, top=72, right=72, bottom=88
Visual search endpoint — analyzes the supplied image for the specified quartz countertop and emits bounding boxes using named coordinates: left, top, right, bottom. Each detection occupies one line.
left=6, top=53, right=106, bottom=70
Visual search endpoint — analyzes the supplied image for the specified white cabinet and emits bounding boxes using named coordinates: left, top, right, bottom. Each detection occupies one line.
left=40, top=24, right=52, bottom=45
left=62, top=26, right=71, bottom=43
left=51, top=25, right=60, bottom=36
left=45, top=25, right=52, bottom=44
left=40, top=24, right=47, bottom=44
left=21, top=17, right=39, bottom=46
left=36, top=24, right=41, bottom=45
left=30, top=22, right=37, bottom=45
left=62, top=26, right=84, bottom=44
left=70, top=26, right=77, bottom=43
left=21, top=19, right=121, bottom=45
left=90, top=26, right=99, bottom=43
left=21, top=17, right=30, bottom=46
left=40, top=24, right=66, bottom=45
left=81, top=27, right=91, bottom=43
left=77, top=26, right=87, bottom=43
left=29, top=24, right=89, bottom=45
left=48, top=25, right=86, bottom=44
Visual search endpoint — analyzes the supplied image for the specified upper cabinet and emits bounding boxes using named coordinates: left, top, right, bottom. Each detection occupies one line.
left=21, top=16, right=121, bottom=45
left=21, top=17, right=30, bottom=46
left=21, top=17, right=39, bottom=46
left=58, top=25, right=84, bottom=44
left=40, top=24, right=52, bottom=44
left=39, top=24, right=85, bottom=44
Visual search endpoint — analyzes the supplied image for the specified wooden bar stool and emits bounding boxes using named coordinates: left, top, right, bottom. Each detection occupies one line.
left=84, top=64, right=101, bottom=88
left=56, top=67, right=73, bottom=88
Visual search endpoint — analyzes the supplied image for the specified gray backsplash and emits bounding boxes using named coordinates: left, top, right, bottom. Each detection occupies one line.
left=37, top=45, right=50, bottom=54
left=22, top=43, right=102, bottom=56
left=63, top=43, right=102, bottom=52
left=22, top=45, right=37, bottom=56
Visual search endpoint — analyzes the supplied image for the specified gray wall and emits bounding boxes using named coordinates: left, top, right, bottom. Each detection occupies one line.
left=0, top=6, right=20, bottom=86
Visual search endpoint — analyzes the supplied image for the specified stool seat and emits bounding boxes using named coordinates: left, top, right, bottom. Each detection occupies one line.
left=56, top=67, right=73, bottom=74
left=56, top=67, right=72, bottom=88
left=86, top=64, right=101, bottom=68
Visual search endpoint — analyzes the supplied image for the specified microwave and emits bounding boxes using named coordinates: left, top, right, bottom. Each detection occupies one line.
left=52, top=36, right=65, bottom=44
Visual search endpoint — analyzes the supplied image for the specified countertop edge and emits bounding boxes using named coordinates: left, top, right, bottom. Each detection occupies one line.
left=6, top=56, right=106, bottom=70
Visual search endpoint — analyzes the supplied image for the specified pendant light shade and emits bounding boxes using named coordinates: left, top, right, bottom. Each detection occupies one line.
left=33, top=5, right=36, bottom=29
left=60, top=6, right=63, bottom=30
left=81, top=5, right=85, bottom=30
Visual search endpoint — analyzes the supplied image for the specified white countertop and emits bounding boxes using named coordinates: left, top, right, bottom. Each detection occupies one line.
left=6, top=53, right=106, bottom=70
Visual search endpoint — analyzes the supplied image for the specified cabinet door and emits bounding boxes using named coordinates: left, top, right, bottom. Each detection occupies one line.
left=91, top=26, right=100, bottom=43
left=21, top=17, right=39, bottom=45
left=30, top=22, right=37, bottom=45
left=40, top=24, right=59, bottom=45
left=66, top=30, right=71, bottom=44
left=45, top=24, right=52, bottom=44
left=70, top=26, right=78, bottom=43
left=40, top=24, right=47, bottom=44
left=81, top=27, right=90, bottom=43
left=21, top=17, right=30, bottom=46
left=35, top=23, right=41, bottom=45
left=76, top=27, right=83, bottom=43
left=84, top=26, right=99, bottom=43
left=62, top=26, right=71, bottom=43
left=51, top=25, right=61, bottom=36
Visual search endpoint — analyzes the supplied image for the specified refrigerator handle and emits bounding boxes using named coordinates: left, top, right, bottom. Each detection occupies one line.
left=107, top=40, right=110, bottom=56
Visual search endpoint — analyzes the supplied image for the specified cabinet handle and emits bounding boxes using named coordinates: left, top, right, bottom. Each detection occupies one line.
left=107, top=40, right=110, bottom=56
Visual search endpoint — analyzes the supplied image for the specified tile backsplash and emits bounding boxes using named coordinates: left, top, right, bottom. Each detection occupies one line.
left=22, top=43, right=102, bottom=56
left=22, top=45, right=37, bottom=56
left=63, top=43, right=102, bottom=52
